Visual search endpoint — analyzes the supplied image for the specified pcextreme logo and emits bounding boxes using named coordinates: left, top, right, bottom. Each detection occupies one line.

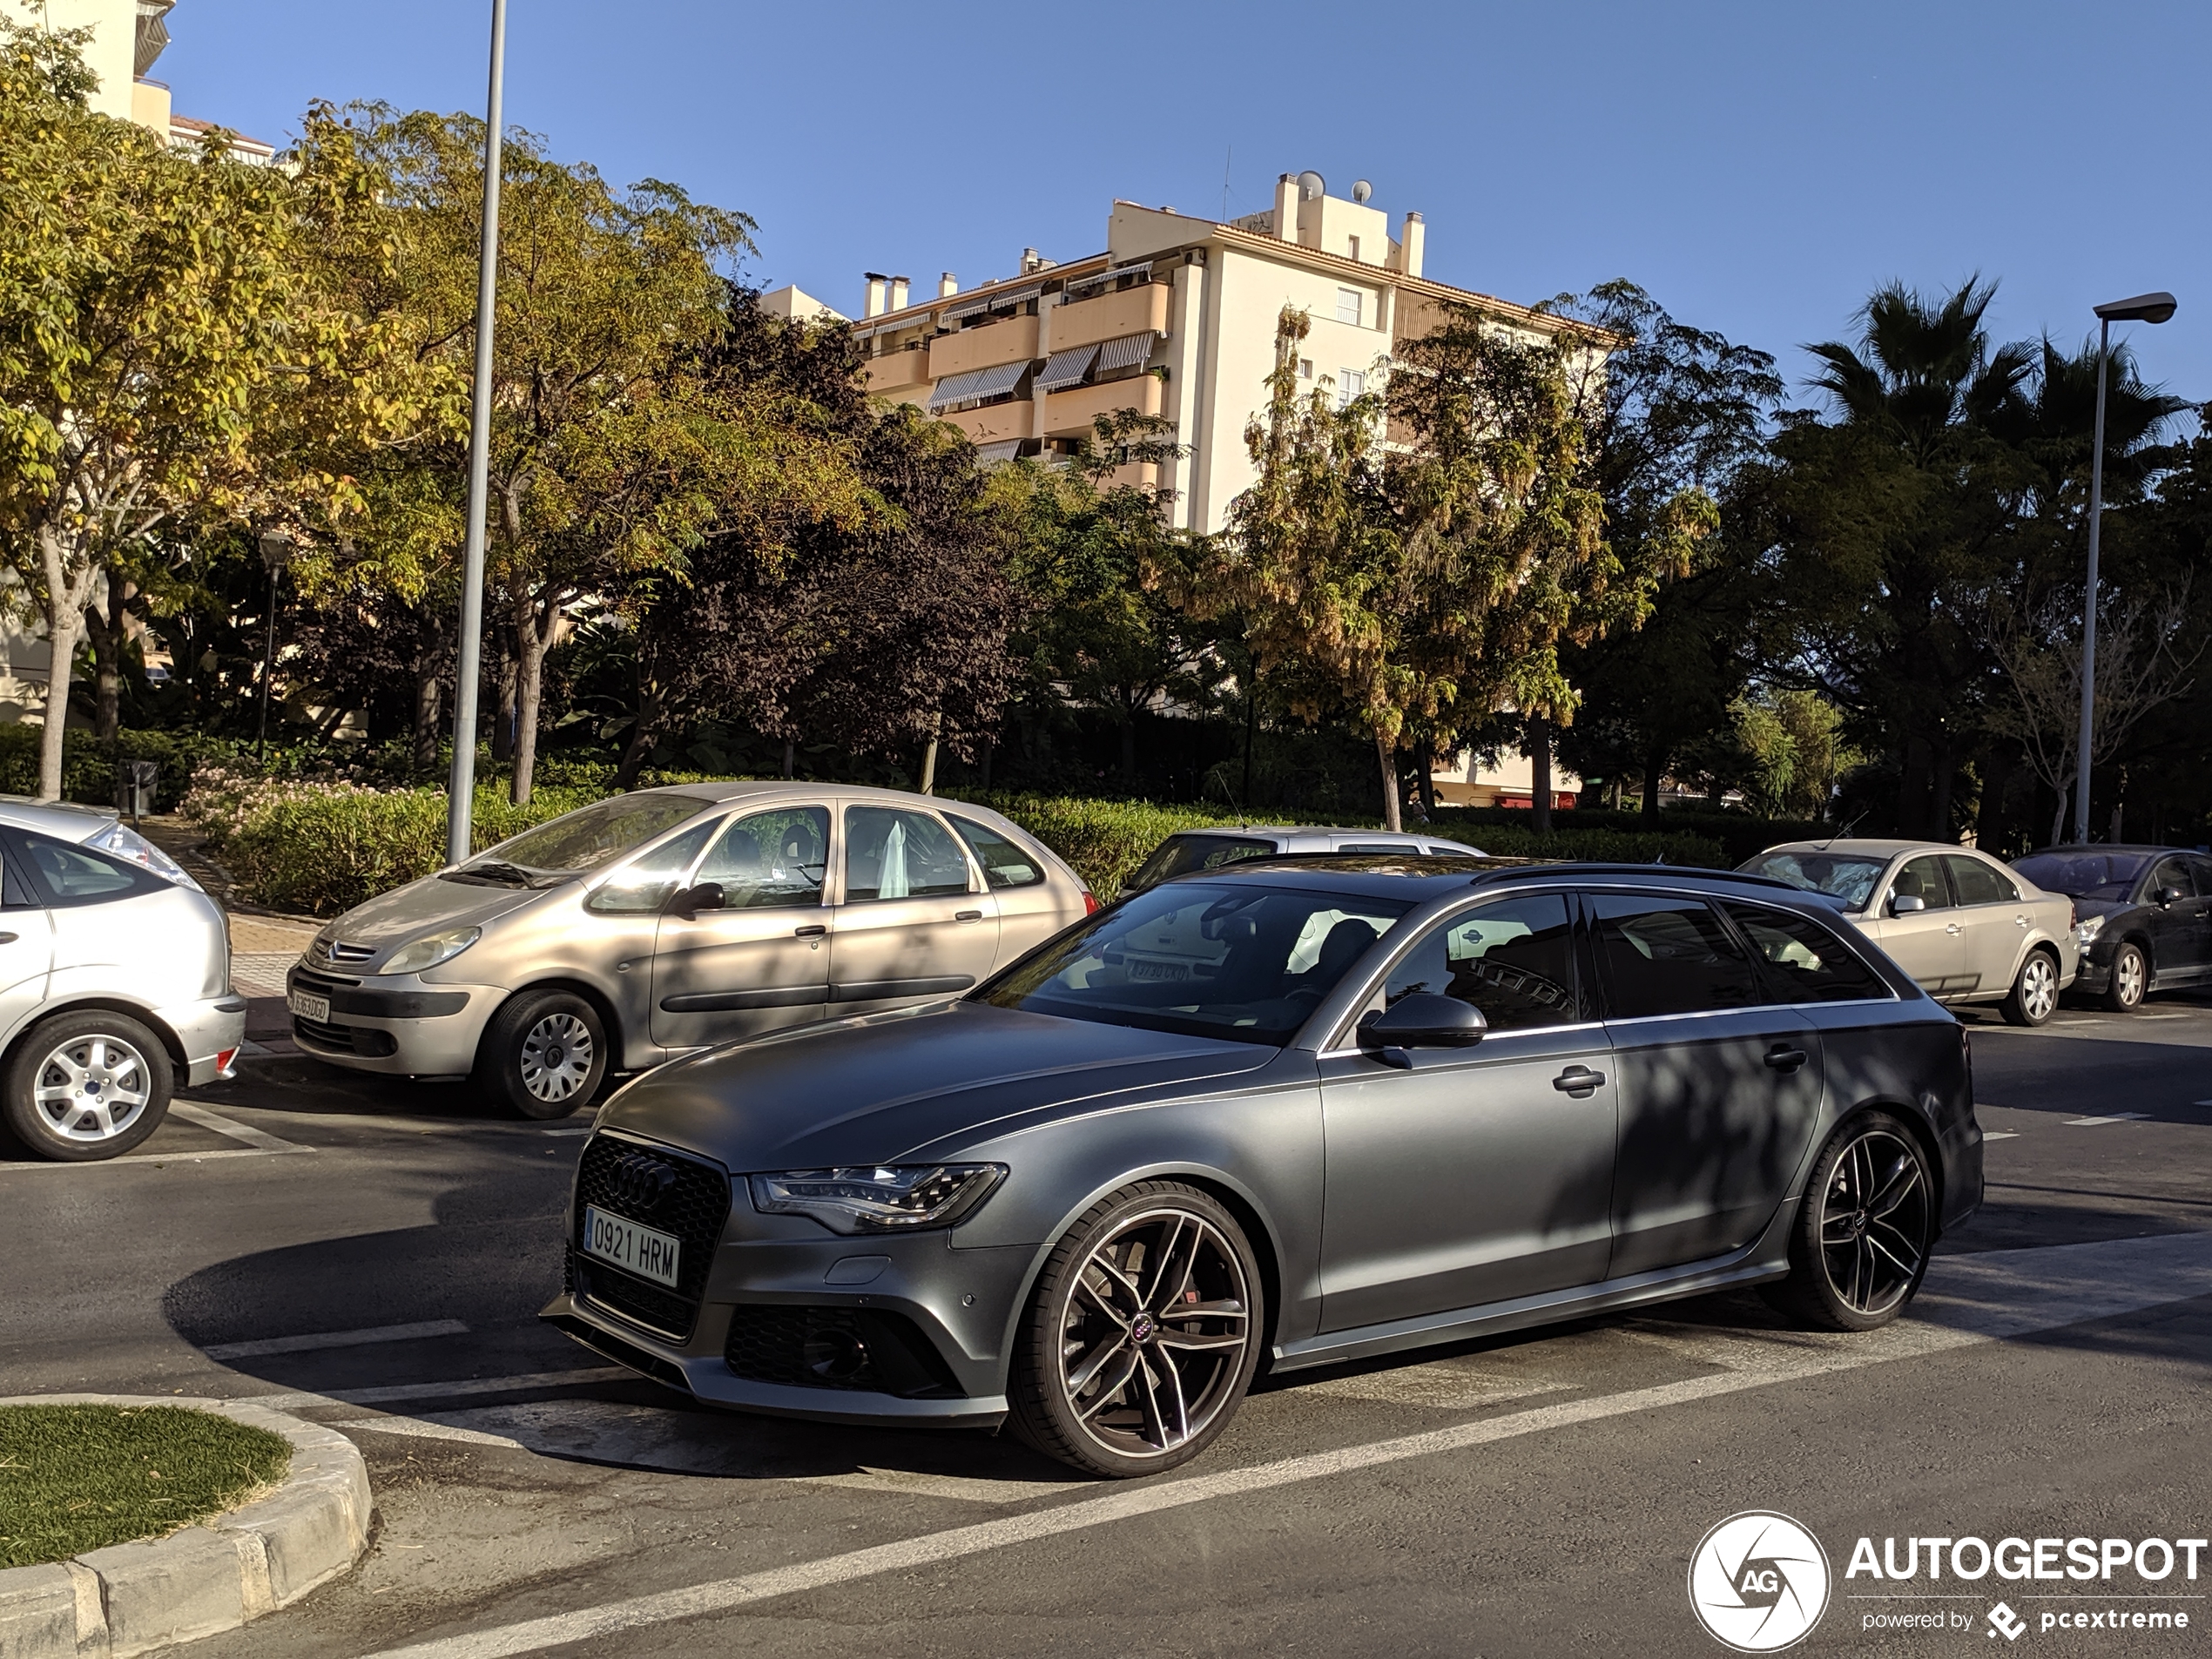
left=1689, top=1511, right=1833, bottom=1652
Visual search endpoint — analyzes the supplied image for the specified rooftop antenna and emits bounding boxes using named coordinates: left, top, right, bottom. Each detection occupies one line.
left=1813, top=810, right=1866, bottom=853
left=1221, top=145, right=1231, bottom=220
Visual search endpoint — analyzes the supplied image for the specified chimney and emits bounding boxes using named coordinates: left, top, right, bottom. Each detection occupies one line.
left=1399, top=212, right=1424, bottom=280
left=938, top=272, right=958, bottom=298
left=1273, top=173, right=1298, bottom=240
left=1020, top=246, right=1042, bottom=275
left=862, top=273, right=887, bottom=319
left=888, top=275, right=910, bottom=311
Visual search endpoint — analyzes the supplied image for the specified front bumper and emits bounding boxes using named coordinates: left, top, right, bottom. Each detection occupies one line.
left=2074, top=956, right=2111, bottom=994
left=157, top=995, right=248, bottom=1087
left=286, top=962, right=490, bottom=1076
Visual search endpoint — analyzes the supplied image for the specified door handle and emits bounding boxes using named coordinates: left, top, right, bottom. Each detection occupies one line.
left=1945, top=923, right=1962, bottom=934
left=1765, top=1045, right=1809, bottom=1073
left=793, top=923, right=827, bottom=938
left=2014, top=915, right=2029, bottom=927
left=954, top=909, right=983, bottom=923
left=1552, top=1065, right=1605, bottom=1097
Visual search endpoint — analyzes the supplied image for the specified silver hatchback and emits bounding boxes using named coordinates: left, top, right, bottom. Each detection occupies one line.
left=288, top=784, right=1095, bottom=1116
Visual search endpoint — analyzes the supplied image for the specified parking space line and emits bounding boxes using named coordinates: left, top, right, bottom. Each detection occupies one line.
left=2065, top=1113, right=2151, bottom=1126
left=206, top=1319, right=469, bottom=1361
left=1982, top=1131, right=2020, bottom=1140
left=246, top=1366, right=633, bottom=1412
left=171, top=1100, right=308, bottom=1152
left=360, top=1232, right=2212, bottom=1659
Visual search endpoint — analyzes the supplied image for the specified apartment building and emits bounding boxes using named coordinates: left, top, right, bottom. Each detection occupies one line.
left=2, top=0, right=274, bottom=158
left=844, top=170, right=1595, bottom=533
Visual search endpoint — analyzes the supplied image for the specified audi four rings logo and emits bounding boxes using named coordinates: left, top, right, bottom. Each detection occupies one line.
left=1689, top=1512, right=1832, bottom=1652
left=606, top=1153, right=679, bottom=1215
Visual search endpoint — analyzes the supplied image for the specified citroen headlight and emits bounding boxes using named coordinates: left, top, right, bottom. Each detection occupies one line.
left=2076, top=914, right=2107, bottom=948
left=747, top=1163, right=1006, bottom=1235
left=381, top=926, right=481, bottom=974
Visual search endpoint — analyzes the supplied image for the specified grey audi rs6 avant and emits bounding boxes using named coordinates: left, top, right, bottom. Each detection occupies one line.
left=544, top=857, right=1982, bottom=1477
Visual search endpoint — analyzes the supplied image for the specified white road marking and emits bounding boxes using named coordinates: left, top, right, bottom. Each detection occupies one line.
left=540, top=1126, right=594, bottom=1138
left=206, top=1319, right=469, bottom=1360
left=360, top=1232, right=2212, bottom=1659
left=168, top=1101, right=305, bottom=1151
left=0, top=1099, right=311, bottom=1176
left=1298, top=1366, right=1572, bottom=1411
left=246, top=1367, right=632, bottom=1412
left=2066, top=1113, right=2151, bottom=1126
left=1982, top=1131, right=2021, bottom=1140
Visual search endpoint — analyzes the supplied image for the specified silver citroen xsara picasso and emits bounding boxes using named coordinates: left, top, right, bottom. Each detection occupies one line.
left=288, top=784, right=1095, bottom=1117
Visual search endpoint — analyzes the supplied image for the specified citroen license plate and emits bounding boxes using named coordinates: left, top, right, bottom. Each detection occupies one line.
left=582, top=1205, right=681, bottom=1288
left=288, top=991, right=331, bottom=1023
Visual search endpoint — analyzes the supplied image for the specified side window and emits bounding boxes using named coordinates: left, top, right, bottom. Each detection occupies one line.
left=948, top=816, right=1044, bottom=889
left=2190, top=858, right=2212, bottom=898
left=695, top=806, right=829, bottom=909
left=1944, top=855, right=2016, bottom=906
left=1588, top=894, right=1765, bottom=1018
left=845, top=807, right=972, bottom=902
left=1723, top=903, right=1892, bottom=1003
left=1, top=852, right=41, bottom=910
left=1336, top=841, right=1419, bottom=856
left=1890, top=857, right=1952, bottom=911
left=583, top=819, right=717, bottom=915
left=1381, top=893, right=1581, bottom=1033
left=2149, top=857, right=2193, bottom=899
left=14, top=832, right=162, bottom=907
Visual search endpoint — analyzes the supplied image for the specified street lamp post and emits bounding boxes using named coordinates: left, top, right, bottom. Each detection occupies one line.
left=255, top=529, right=290, bottom=765
left=445, top=0, right=509, bottom=867
left=2073, top=290, right=2177, bottom=845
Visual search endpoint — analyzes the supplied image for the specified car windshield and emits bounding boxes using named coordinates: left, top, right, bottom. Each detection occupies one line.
left=976, top=881, right=1410, bottom=1047
left=1129, top=833, right=1278, bottom=889
left=1737, top=850, right=1891, bottom=911
left=2013, top=851, right=2151, bottom=902
left=450, top=794, right=712, bottom=885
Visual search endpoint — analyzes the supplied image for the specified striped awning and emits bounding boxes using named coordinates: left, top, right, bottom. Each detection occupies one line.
left=942, top=298, right=989, bottom=323
left=1065, top=260, right=1153, bottom=300
left=1034, top=344, right=1098, bottom=395
left=974, top=441, right=1024, bottom=463
left=927, top=360, right=1028, bottom=411
left=1094, top=332, right=1157, bottom=374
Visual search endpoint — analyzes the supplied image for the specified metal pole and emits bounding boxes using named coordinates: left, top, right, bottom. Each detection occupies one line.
left=445, top=0, right=508, bottom=867
left=2073, top=315, right=2110, bottom=846
left=256, top=567, right=278, bottom=765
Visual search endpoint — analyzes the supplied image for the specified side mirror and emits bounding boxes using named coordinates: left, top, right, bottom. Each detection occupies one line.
left=1890, top=894, right=1926, bottom=915
left=2155, top=886, right=2185, bottom=907
left=666, top=881, right=726, bottom=921
left=1359, top=994, right=1487, bottom=1068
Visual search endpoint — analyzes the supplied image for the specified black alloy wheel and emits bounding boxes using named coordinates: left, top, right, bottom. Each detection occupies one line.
left=2101, top=942, right=2148, bottom=1014
left=477, top=988, right=608, bottom=1119
left=1008, top=1181, right=1264, bottom=1478
left=1765, top=1111, right=1934, bottom=1332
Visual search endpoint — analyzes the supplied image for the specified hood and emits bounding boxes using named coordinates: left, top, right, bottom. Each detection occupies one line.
left=2072, top=897, right=2131, bottom=921
left=595, top=1001, right=1277, bottom=1170
left=327, top=873, right=547, bottom=950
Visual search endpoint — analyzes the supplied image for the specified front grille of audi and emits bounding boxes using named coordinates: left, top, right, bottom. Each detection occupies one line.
left=571, top=1134, right=730, bottom=1341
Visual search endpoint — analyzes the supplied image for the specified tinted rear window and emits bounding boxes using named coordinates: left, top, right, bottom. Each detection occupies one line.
left=1724, top=902, right=1891, bottom=1003
left=1129, top=834, right=1277, bottom=889
left=1589, top=894, right=1764, bottom=1018
left=2013, top=852, right=2149, bottom=901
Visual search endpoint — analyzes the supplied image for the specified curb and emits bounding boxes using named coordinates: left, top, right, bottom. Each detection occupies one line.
left=0, top=1395, right=370, bottom=1659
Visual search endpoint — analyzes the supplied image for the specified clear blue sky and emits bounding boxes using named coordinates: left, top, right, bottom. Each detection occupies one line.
left=163, top=0, right=2210, bottom=417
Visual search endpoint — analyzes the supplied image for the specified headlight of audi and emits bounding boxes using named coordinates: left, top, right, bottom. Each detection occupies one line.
left=2075, top=914, right=2107, bottom=948
left=747, top=1163, right=1007, bottom=1235
left=381, top=926, right=482, bottom=974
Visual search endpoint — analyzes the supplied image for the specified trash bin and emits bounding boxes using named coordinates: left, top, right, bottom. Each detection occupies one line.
left=116, top=759, right=160, bottom=822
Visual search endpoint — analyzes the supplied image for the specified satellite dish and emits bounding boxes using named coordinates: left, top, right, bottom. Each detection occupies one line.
left=1297, top=171, right=1325, bottom=202
left=1352, top=179, right=1372, bottom=204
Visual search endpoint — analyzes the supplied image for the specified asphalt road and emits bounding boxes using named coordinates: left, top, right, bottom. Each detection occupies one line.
left=4, top=992, right=2209, bottom=1659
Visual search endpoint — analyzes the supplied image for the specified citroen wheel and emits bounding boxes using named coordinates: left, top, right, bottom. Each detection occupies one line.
left=2000, top=948, right=2059, bottom=1028
left=1764, top=1111, right=1935, bottom=1332
left=1008, top=1181, right=1264, bottom=1479
left=477, top=989, right=607, bottom=1120
left=2101, top=943, right=2148, bottom=1014
left=3, top=1009, right=174, bottom=1163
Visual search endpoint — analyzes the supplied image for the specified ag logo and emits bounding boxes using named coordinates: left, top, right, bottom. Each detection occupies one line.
left=1688, top=1511, right=1831, bottom=1652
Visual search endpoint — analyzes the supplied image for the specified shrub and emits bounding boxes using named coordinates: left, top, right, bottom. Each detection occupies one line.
left=1455, top=823, right=1727, bottom=868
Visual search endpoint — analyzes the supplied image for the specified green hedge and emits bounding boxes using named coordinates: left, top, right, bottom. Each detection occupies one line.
left=1457, top=823, right=1726, bottom=868
left=1428, top=805, right=1824, bottom=867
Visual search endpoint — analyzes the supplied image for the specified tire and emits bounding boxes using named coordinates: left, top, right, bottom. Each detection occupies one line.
left=475, top=989, right=607, bottom=1120
left=3, top=1010, right=174, bottom=1163
left=1007, top=1181, right=1265, bottom=1478
left=2101, top=943, right=2148, bottom=1014
left=2000, top=948, right=2060, bottom=1028
left=1762, top=1111, right=1935, bottom=1332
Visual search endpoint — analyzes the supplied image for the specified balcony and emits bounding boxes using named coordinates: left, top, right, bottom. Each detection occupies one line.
left=863, top=347, right=932, bottom=398
left=1042, top=373, right=1163, bottom=438
left=927, top=315, right=1040, bottom=382
left=943, top=401, right=1034, bottom=445
left=1049, top=283, right=1171, bottom=354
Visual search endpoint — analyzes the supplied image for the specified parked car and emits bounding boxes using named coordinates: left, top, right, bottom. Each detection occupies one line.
left=2012, top=845, right=2212, bottom=1013
left=0, top=799, right=243, bottom=1163
left=287, top=784, right=1093, bottom=1118
left=1737, top=839, right=2075, bottom=1026
left=544, top=857, right=1980, bottom=1478
left=1123, top=825, right=1485, bottom=894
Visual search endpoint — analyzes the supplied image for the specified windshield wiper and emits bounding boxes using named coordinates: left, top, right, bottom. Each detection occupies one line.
left=442, top=860, right=536, bottom=887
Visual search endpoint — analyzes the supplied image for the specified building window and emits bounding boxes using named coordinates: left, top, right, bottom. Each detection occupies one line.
left=1347, top=236, right=1361, bottom=262
left=1337, top=287, right=1363, bottom=327
left=1298, top=358, right=1313, bottom=379
left=1337, top=368, right=1366, bottom=409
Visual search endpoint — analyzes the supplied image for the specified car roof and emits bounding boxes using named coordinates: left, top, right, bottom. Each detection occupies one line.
left=1174, top=853, right=1826, bottom=904
left=1164, top=825, right=1448, bottom=839
left=1753, top=838, right=1989, bottom=860
left=2023, top=843, right=2194, bottom=857
left=0, top=796, right=113, bottom=840
left=641, top=781, right=1035, bottom=816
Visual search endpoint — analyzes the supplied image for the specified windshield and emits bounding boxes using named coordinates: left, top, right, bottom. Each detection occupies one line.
left=1737, top=850, right=1891, bottom=911
left=453, top=794, right=711, bottom=885
left=1129, top=833, right=1278, bottom=890
left=2013, top=851, right=2150, bottom=902
left=976, top=881, right=1411, bottom=1046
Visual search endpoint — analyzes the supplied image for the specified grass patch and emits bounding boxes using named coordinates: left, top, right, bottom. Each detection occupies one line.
left=0, top=1405, right=293, bottom=1568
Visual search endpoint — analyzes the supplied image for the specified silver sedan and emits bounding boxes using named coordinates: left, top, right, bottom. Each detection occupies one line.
left=288, top=784, right=1095, bottom=1116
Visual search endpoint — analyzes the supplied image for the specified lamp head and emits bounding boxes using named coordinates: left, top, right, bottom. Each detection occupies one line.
left=258, top=529, right=292, bottom=575
left=2094, top=291, right=2177, bottom=325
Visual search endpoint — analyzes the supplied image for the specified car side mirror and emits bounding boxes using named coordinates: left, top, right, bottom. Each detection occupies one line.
left=1359, top=994, right=1487, bottom=1068
left=666, top=881, right=725, bottom=921
left=2155, top=886, right=2185, bottom=907
left=1890, top=894, right=1926, bottom=915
